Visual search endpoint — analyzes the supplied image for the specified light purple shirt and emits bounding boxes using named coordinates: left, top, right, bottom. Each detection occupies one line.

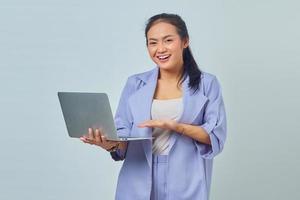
left=111, top=66, right=227, bottom=200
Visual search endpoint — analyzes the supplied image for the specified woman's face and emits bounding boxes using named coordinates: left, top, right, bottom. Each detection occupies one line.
left=146, top=22, right=189, bottom=71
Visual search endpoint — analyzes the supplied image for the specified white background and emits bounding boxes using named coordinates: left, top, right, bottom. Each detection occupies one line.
left=1, top=0, right=299, bottom=199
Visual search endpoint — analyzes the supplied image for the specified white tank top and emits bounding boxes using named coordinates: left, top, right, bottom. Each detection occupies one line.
left=151, top=97, right=183, bottom=155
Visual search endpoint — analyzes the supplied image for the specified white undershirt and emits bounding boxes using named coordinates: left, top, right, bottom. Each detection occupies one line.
left=151, top=97, right=183, bottom=155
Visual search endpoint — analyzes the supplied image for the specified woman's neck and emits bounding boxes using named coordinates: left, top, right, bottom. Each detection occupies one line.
left=158, top=66, right=184, bottom=82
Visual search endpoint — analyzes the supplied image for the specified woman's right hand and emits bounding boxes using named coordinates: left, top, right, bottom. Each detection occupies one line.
left=79, top=128, right=120, bottom=151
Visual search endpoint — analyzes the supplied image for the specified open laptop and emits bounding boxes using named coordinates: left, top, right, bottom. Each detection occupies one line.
left=57, top=92, right=153, bottom=141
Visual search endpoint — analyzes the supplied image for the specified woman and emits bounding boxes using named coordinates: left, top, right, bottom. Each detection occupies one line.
left=80, top=13, right=227, bottom=200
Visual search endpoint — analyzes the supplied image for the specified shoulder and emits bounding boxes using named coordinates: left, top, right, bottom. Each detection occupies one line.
left=126, top=67, right=156, bottom=84
left=129, top=68, right=156, bottom=81
left=200, top=71, right=222, bottom=95
left=123, top=67, right=156, bottom=91
left=201, top=71, right=218, bottom=83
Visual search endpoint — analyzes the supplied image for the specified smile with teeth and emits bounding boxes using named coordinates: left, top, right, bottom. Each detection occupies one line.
left=157, top=55, right=171, bottom=61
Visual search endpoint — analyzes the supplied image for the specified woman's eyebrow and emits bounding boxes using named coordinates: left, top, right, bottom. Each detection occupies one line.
left=148, top=34, right=175, bottom=41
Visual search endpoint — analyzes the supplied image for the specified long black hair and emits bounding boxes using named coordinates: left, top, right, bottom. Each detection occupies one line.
left=145, top=13, right=202, bottom=93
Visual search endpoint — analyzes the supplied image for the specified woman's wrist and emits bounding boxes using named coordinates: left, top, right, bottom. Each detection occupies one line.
left=175, top=123, right=186, bottom=135
left=107, top=142, right=127, bottom=152
left=106, top=142, right=120, bottom=152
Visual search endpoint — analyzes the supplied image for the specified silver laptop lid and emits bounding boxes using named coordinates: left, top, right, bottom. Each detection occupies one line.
left=58, top=92, right=119, bottom=139
left=58, top=92, right=153, bottom=141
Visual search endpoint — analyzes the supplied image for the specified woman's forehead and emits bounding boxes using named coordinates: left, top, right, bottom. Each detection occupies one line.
left=147, top=22, right=178, bottom=39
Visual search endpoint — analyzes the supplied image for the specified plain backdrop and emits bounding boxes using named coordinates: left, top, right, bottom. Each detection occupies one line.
left=1, top=0, right=299, bottom=199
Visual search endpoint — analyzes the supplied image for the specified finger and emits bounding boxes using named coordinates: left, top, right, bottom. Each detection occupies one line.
left=138, top=120, right=150, bottom=127
left=85, top=137, right=96, bottom=145
left=98, top=129, right=106, bottom=142
left=95, top=129, right=102, bottom=143
left=85, top=129, right=95, bottom=144
left=88, top=128, right=95, bottom=140
left=139, top=121, right=156, bottom=128
left=101, top=135, right=107, bottom=143
left=80, top=137, right=93, bottom=145
left=82, top=135, right=93, bottom=144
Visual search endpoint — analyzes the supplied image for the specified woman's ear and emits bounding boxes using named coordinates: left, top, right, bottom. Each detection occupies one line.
left=183, top=37, right=189, bottom=49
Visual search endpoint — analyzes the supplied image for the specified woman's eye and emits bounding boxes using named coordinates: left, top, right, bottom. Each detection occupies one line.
left=149, top=42, right=156, bottom=45
left=165, top=39, right=173, bottom=43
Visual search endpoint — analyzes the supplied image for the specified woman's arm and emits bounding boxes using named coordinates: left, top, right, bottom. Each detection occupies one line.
left=174, top=123, right=211, bottom=145
left=111, top=76, right=137, bottom=161
left=138, top=119, right=211, bottom=145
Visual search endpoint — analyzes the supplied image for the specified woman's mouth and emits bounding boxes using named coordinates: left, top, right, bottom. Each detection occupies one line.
left=156, top=54, right=171, bottom=63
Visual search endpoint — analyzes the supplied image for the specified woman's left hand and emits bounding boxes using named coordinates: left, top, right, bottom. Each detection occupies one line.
left=138, top=119, right=178, bottom=131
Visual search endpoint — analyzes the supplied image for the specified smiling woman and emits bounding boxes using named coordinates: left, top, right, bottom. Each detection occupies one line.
left=146, top=23, right=189, bottom=72
left=80, top=13, right=227, bottom=200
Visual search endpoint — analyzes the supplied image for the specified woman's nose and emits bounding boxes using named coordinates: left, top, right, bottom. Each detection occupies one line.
left=157, top=43, right=167, bottom=53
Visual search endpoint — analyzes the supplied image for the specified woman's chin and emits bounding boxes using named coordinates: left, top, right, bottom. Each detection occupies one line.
left=157, top=63, right=173, bottom=70
left=158, top=64, right=179, bottom=72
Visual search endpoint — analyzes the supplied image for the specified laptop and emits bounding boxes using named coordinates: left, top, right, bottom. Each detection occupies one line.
left=57, top=92, right=153, bottom=141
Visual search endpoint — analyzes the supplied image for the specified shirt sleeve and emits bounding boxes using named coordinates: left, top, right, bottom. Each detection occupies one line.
left=194, top=75, right=227, bottom=159
left=110, top=77, right=135, bottom=161
left=110, top=148, right=127, bottom=161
